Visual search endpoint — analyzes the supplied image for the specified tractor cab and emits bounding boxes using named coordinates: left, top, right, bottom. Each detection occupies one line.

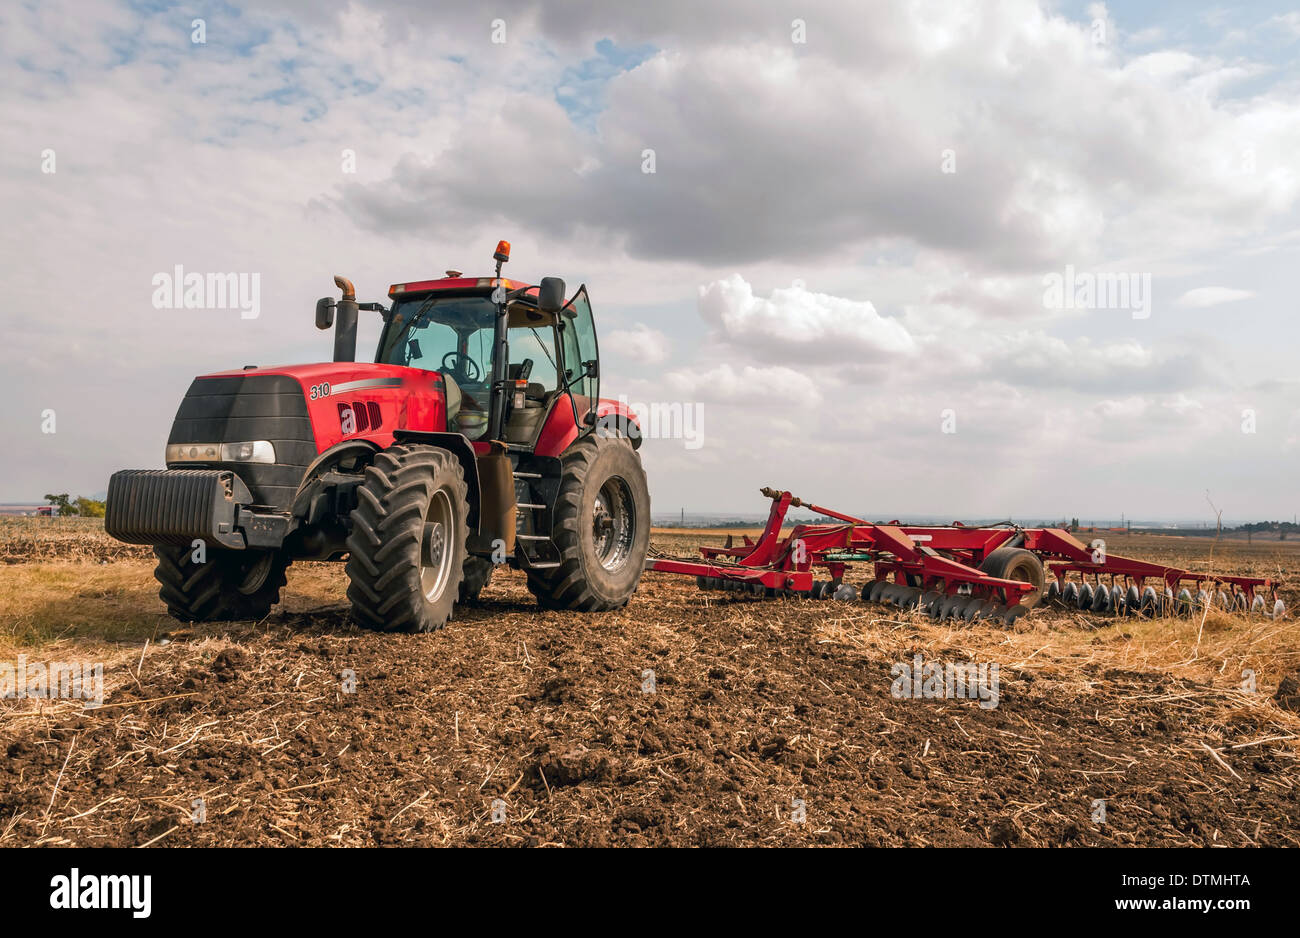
left=377, top=269, right=600, bottom=452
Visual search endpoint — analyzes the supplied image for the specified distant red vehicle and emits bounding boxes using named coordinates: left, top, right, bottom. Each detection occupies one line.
left=36, top=506, right=53, bottom=517
left=106, top=241, right=648, bottom=632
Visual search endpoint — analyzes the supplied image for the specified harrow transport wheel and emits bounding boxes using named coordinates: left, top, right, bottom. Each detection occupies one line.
left=459, top=555, right=494, bottom=604
left=526, top=436, right=650, bottom=611
left=980, top=547, right=1045, bottom=608
left=345, top=444, right=469, bottom=633
left=154, top=545, right=291, bottom=622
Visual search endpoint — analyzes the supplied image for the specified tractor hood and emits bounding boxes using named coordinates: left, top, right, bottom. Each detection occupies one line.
left=167, top=364, right=451, bottom=507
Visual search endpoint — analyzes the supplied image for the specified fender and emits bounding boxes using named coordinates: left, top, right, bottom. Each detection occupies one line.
left=290, top=439, right=381, bottom=520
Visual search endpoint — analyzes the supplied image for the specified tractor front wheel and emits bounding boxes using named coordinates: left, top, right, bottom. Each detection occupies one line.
left=154, top=544, right=291, bottom=622
left=526, top=436, right=650, bottom=611
left=345, top=444, right=469, bottom=632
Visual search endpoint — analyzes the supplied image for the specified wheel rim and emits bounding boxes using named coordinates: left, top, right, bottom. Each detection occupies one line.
left=420, top=489, right=454, bottom=601
left=592, top=476, right=635, bottom=572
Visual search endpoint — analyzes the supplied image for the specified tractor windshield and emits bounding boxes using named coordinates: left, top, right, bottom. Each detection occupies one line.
left=378, top=293, right=497, bottom=437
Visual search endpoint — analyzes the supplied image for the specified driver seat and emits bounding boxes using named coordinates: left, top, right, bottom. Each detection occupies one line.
left=442, top=372, right=463, bottom=424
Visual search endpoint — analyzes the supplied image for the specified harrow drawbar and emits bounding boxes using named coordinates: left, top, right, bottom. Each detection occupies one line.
left=647, top=487, right=1284, bottom=624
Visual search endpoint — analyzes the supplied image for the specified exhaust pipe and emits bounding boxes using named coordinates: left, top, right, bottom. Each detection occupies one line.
left=332, top=275, right=358, bottom=363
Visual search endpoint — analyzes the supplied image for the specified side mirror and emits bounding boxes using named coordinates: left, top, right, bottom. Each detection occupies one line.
left=583, top=359, right=599, bottom=379
left=537, top=277, right=566, bottom=313
left=315, top=297, right=336, bottom=330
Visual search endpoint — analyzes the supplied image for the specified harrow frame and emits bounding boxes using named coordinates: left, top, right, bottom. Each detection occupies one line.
left=647, top=487, right=1279, bottom=618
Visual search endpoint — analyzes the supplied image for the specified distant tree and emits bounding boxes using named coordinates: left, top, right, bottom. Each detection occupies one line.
left=43, top=493, right=76, bottom=516
left=73, top=496, right=106, bottom=518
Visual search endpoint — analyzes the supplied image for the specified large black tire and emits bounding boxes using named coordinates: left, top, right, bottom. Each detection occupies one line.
left=459, top=555, right=494, bottom=603
left=526, top=435, right=650, bottom=611
left=345, top=444, right=469, bottom=632
left=980, top=547, right=1045, bottom=608
left=154, top=544, right=290, bottom=622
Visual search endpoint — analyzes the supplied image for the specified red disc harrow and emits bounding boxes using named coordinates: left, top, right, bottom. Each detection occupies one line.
left=647, top=487, right=1283, bottom=625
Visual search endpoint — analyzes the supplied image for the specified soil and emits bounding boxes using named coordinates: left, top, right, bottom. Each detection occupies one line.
left=2, top=527, right=1299, bottom=847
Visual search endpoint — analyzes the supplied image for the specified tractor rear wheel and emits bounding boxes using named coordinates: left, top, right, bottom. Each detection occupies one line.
left=979, top=547, right=1045, bottom=608
left=154, top=544, right=290, bottom=622
left=526, top=436, right=650, bottom=611
left=345, top=444, right=469, bottom=632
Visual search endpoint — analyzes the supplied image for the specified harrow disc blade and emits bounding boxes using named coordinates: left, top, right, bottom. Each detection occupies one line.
left=939, top=595, right=969, bottom=620
left=1077, top=583, right=1095, bottom=610
left=1091, top=583, right=1112, bottom=613
left=897, top=587, right=922, bottom=610
left=1251, top=594, right=1266, bottom=614
left=1176, top=588, right=1193, bottom=616
left=832, top=583, right=858, bottom=601
left=1141, top=585, right=1159, bottom=617
left=1124, top=585, right=1141, bottom=616
left=1063, top=582, right=1080, bottom=606
left=867, top=581, right=888, bottom=603
left=1273, top=599, right=1287, bottom=619
left=1195, top=589, right=1210, bottom=612
left=1045, top=579, right=1062, bottom=605
left=1002, top=605, right=1030, bottom=627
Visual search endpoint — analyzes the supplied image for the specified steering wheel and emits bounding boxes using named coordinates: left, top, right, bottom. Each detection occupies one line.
left=441, top=351, right=482, bottom=384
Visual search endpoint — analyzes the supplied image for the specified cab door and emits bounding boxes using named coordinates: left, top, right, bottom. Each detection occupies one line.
left=560, top=286, right=599, bottom=425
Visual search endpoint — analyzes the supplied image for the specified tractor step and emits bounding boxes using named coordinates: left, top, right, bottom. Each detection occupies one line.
left=517, top=502, right=545, bottom=510
left=516, top=533, right=549, bottom=541
left=513, top=471, right=543, bottom=479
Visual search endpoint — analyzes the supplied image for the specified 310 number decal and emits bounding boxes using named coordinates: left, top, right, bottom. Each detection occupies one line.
left=309, top=382, right=331, bottom=400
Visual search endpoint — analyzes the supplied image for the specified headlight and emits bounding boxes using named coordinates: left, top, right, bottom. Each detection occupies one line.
left=164, top=441, right=276, bottom=464
left=220, top=441, right=276, bottom=464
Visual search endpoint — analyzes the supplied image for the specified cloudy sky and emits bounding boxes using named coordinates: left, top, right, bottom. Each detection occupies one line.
left=3, top=0, right=1299, bottom=523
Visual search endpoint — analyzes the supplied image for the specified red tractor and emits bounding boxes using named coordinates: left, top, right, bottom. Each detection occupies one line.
left=106, top=241, right=650, bottom=631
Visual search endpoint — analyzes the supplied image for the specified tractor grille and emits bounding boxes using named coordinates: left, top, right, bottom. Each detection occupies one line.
left=167, top=374, right=316, bottom=509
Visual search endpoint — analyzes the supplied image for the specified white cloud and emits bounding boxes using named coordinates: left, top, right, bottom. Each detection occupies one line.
left=602, top=324, right=670, bottom=364
left=698, top=275, right=916, bottom=363
left=662, top=363, right=823, bottom=407
left=1177, top=286, right=1255, bottom=307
